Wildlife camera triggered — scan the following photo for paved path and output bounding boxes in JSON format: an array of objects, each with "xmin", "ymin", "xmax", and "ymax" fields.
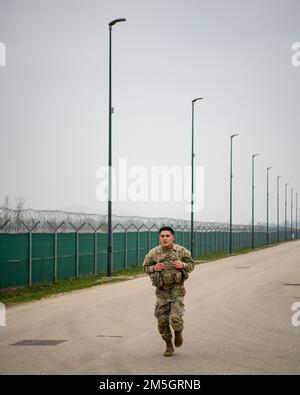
[{"xmin": 1, "ymin": 241, "xmax": 300, "ymax": 374}]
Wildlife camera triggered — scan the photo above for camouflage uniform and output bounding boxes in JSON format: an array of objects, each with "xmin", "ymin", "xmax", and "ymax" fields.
[{"xmin": 143, "ymin": 243, "xmax": 195, "ymax": 342}]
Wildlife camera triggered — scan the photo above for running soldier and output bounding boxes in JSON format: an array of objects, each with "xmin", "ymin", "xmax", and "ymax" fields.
[{"xmin": 143, "ymin": 226, "xmax": 195, "ymax": 357}]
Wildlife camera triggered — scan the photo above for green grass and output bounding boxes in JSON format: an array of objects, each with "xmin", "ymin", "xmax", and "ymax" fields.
[
  {"xmin": 0, "ymin": 242, "xmax": 282, "ymax": 307},
  {"xmin": 0, "ymin": 271, "xmax": 139, "ymax": 306},
  {"xmin": 195, "ymin": 243, "xmax": 276, "ymax": 263},
  {"xmin": 113, "ymin": 265, "xmax": 145, "ymax": 276}
]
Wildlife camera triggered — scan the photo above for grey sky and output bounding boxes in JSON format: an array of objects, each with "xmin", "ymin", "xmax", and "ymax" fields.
[{"xmin": 0, "ymin": 0, "xmax": 299, "ymax": 225}]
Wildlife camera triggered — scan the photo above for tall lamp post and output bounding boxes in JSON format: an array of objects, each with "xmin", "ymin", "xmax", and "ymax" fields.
[
  {"xmin": 251, "ymin": 154, "xmax": 259, "ymax": 249},
  {"xmin": 266, "ymin": 167, "xmax": 272, "ymax": 245},
  {"xmin": 276, "ymin": 176, "xmax": 282, "ymax": 243},
  {"xmin": 107, "ymin": 18, "xmax": 126, "ymax": 277},
  {"xmin": 285, "ymin": 183, "xmax": 289, "ymax": 241},
  {"xmin": 190, "ymin": 97, "xmax": 203, "ymax": 257},
  {"xmin": 291, "ymin": 187, "xmax": 295, "ymax": 240},
  {"xmin": 229, "ymin": 133, "xmax": 239, "ymax": 253}
]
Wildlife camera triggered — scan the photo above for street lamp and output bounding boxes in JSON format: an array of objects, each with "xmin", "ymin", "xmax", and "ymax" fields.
[
  {"xmin": 229, "ymin": 133, "xmax": 239, "ymax": 253},
  {"xmin": 276, "ymin": 176, "xmax": 282, "ymax": 243},
  {"xmin": 251, "ymin": 154, "xmax": 259, "ymax": 249},
  {"xmin": 266, "ymin": 167, "xmax": 272, "ymax": 245},
  {"xmin": 285, "ymin": 183, "xmax": 289, "ymax": 241},
  {"xmin": 190, "ymin": 97, "xmax": 203, "ymax": 257},
  {"xmin": 107, "ymin": 18, "xmax": 126, "ymax": 277},
  {"xmin": 291, "ymin": 187, "xmax": 295, "ymax": 240}
]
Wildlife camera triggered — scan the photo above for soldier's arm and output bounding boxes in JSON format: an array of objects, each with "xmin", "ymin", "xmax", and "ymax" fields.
[
  {"xmin": 181, "ymin": 249, "xmax": 195, "ymax": 273},
  {"xmin": 142, "ymin": 251, "xmax": 156, "ymax": 275}
]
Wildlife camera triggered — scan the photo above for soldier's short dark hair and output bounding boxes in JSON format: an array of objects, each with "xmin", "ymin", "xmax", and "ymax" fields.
[{"xmin": 159, "ymin": 226, "xmax": 175, "ymax": 235}]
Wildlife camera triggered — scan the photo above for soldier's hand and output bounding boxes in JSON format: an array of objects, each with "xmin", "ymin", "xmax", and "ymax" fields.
[
  {"xmin": 154, "ymin": 262, "xmax": 165, "ymax": 271},
  {"xmin": 173, "ymin": 260, "xmax": 185, "ymax": 269}
]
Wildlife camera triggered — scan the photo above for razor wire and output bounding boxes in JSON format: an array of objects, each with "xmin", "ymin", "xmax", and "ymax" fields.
[{"xmin": 0, "ymin": 207, "xmax": 275, "ymax": 234}]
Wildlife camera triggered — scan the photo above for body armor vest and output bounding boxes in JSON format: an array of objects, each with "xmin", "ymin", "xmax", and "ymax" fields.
[{"xmin": 157, "ymin": 249, "xmax": 182, "ymax": 287}]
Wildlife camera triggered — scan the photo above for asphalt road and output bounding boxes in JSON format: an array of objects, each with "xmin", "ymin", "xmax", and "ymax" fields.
[{"xmin": 1, "ymin": 241, "xmax": 300, "ymax": 374}]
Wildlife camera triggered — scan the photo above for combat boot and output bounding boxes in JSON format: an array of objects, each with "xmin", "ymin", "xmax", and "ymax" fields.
[
  {"xmin": 174, "ymin": 330, "xmax": 183, "ymax": 347},
  {"xmin": 163, "ymin": 340, "xmax": 174, "ymax": 357}
]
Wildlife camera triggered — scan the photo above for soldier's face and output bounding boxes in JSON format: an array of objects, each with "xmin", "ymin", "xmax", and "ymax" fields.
[{"xmin": 159, "ymin": 231, "xmax": 174, "ymax": 249}]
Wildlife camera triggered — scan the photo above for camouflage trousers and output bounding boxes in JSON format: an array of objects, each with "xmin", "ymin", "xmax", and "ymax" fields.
[{"xmin": 154, "ymin": 285, "xmax": 185, "ymax": 342}]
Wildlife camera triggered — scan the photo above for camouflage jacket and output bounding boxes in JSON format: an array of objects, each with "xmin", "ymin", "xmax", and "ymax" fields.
[{"xmin": 143, "ymin": 243, "xmax": 195, "ymax": 289}]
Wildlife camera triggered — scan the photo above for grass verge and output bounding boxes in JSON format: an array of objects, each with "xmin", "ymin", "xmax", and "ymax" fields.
[
  {"xmin": 195, "ymin": 242, "xmax": 279, "ymax": 263},
  {"xmin": 0, "ymin": 270, "xmax": 143, "ymax": 307}
]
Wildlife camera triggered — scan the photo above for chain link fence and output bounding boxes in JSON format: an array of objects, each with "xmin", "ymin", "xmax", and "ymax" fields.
[{"xmin": 0, "ymin": 208, "xmax": 296, "ymax": 289}]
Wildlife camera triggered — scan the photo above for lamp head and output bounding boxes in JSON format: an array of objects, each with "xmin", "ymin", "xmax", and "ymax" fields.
[
  {"xmin": 192, "ymin": 97, "xmax": 203, "ymax": 103},
  {"xmin": 109, "ymin": 18, "xmax": 126, "ymax": 26}
]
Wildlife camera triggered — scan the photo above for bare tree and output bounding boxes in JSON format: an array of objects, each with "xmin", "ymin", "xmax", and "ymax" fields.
[
  {"xmin": 15, "ymin": 196, "xmax": 26, "ymax": 211},
  {"xmin": 0, "ymin": 196, "xmax": 27, "ymax": 231},
  {"xmin": 15, "ymin": 197, "xmax": 26, "ymax": 229},
  {"xmin": 2, "ymin": 195, "xmax": 11, "ymax": 210},
  {"xmin": 0, "ymin": 195, "xmax": 10, "ymax": 230},
  {"xmin": 2, "ymin": 195, "xmax": 11, "ymax": 222},
  {"xmin": 1, "ymin": 195, "xmax": 26, "ymax": 211}
]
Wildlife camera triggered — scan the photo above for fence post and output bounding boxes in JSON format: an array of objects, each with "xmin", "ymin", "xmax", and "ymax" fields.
[
  {"xmin": 94, "ymin": 229, "xmax": 98, "ymax": 275},
  {"xmin": 126, "ymin": 224, "xmax": 138, "ymax": 269},
  {"xmin": 21, "ymin": 221, "xmax": 40, "ymax": 286},
  {"xmin": 148, "ymin": 224, "xmax": 158, "ymax": 258},
  {"xmin": 137, "ymin": 227, "xmax": 140, "ymax": 265},
  {"xmin": 48, "ymin": 221, "xmax": 64, "ymax": 282},
  {"xmin": 195, "ymin": 227, "xmax": 202, "ymax": 257},
  {"xmin": 148, "ymin": 228, "xmax": 151, "ymax": 254},
  {"xmin": 184, "ymin": 226, "xmax": 189, "ymax": 250},
  {"xmin": 88, "ymin": 223, "xmax": 101, "ymax": 275},
  {"xmin": 241, "ymin": 227, "xmax": 243, "ymax": 248},
  {"xmin": 112, "ymin": 224, "xmax": 127, "ymax": 272},
  {"xmin": 112, "ymin": 230, "xmax": 114, "ymax": 273},
  {"xmin": 125, "ymin": 228, "xmax": 128, "ymax": 269},
  {"xmin": 70, "ymin": 223, "xmax": 85, "ymax": 279},
  {"xmin": 199, "ymin": 229, "xmax": 202, "ymax": 256}
]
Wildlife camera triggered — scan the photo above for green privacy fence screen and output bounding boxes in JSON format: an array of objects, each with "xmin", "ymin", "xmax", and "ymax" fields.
[{"xmin": 0, "ymin": 228, "xmax": 296, "ymax": 289}]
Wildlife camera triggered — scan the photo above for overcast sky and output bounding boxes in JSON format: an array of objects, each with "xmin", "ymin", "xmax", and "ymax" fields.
[{"xmin": 0, "ymin": 0, "xmax": 300, "ymax": 225}]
